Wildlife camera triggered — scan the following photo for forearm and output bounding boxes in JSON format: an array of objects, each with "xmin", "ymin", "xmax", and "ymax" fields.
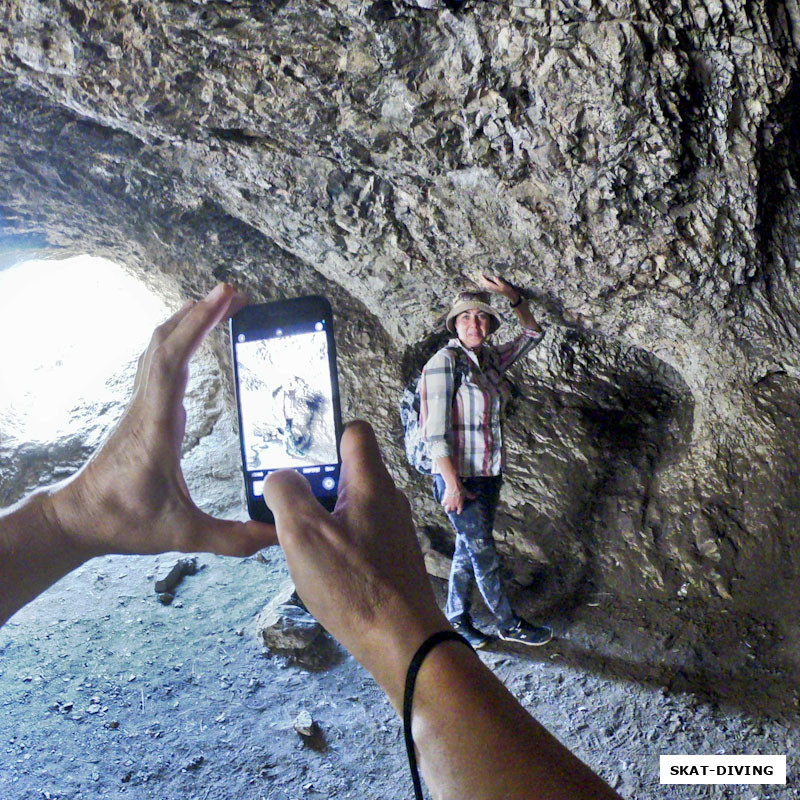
[
  {"xmin": 434, "ymin": 456, "xmax": 460, "ymax": 488},
  {"xmin": 0, "ymin": 485, "xmax": 92, "ymax": 627},
  {"xmin": 411, "ymin": 641, "xmax": 621, "ymax": 800},
  {"xmin": 512, "ymin": 298, "xmax": 541, "ymax": 332}
]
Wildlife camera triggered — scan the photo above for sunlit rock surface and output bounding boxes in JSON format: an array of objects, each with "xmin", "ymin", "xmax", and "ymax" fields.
[{"xmin": 2, "ymin": 1, "xmax": 800, "ymax": 678}]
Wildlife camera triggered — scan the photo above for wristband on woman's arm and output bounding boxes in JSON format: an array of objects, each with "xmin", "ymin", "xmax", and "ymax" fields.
[{"xmin": 403, "ymin": 630, "xmax": 475, "ymax": 800}]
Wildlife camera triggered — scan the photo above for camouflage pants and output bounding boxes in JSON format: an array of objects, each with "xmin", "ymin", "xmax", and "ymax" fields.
[{"xmin": 433, "ymin": 474, "xmax": 515, "ymax": 630}]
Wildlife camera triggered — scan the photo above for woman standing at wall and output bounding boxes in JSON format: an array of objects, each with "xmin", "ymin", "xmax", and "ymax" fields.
[{"xmin": 419, "ymin": 274, "xmax": 552, "ymax": 649}]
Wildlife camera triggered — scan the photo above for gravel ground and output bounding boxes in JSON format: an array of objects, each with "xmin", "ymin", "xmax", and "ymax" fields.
[{"xmin": 1, "ymin": 548, "xmax": 798, "ymax": 800}]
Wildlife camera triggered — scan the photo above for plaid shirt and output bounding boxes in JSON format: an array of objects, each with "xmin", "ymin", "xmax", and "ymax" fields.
[{"xmin": 419, "ymin": 329, "xmax": 543, "ymax": 477}]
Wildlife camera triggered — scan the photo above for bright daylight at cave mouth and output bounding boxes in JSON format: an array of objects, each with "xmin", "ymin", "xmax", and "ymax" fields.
[{"xmin": 0, "ymin": 255, "xmax": 168, "ymax": 445}]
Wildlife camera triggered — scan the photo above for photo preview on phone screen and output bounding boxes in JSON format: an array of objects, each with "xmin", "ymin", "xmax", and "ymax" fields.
[{"xmin": 234, "ymin": 320, "xmax": 338, "ymax": 502}]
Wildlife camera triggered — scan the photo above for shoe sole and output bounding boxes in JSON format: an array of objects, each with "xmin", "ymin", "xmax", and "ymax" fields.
[
  {"xmin": 455, "ymin": 634, "xmax": 491, "ymax": 650},
  {"xmin": 452, "ymin": 624, "xmax": 492, "ymax": 650},
  {"xmin": 499, "ymin": 630, "xmax": 553, "ymax": 647}
]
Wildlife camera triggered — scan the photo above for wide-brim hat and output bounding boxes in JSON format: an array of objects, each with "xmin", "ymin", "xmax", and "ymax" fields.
[{"xmin": 445, "ymin": 291, "xmax": 502, "ymax": 334}]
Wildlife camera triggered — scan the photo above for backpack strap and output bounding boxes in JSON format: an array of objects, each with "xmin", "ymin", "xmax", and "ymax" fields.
[{"xmin": 444, "ymin": 345, "xmax": 470, "ymax": 397}]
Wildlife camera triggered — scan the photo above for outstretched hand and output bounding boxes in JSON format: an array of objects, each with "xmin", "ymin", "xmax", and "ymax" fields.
[
  {"xmin": 49, "ymin": 283, "xmax": 277, "ymax": 559},
  {"xmin": 264, "ymin": 421, "xmax": 449, "ymax": 708},
  {"xmin": 476, "ymin": 273, "xmax": 518, "ymax": 301},
  {"xmin": 478, "ymin": 273, "xmax": 540, "ymax": 331}
]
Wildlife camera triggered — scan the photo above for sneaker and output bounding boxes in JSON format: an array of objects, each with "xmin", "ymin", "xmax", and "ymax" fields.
[
  {"xmin": 499, "ymin": 618, "xmax": 553, "ymax": 647},
  {"xmin": 451, "ymin": 617, "xmax": 492, "ymax": 650}
]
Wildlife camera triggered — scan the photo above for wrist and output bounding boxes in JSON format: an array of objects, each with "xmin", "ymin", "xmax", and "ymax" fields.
[
  {"xmin": 408, "ymin": 638, "xmax": 484, "ymax": 744},
  {"xmin": 0, "ymin": 489, "xmax": 92, "ymax": 626},
  {"xmin": 356, "ymin": 604, "xmax": 451, "ymax": 713},
  {"xmin": 43, "ymin": 475, "xmax": 106, "ymax": 562}
]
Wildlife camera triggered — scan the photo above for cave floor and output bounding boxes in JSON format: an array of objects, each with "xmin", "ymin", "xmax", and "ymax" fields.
[{"xmin": 1, "ymin": 549, "xmax": 797, "ymax": 800}]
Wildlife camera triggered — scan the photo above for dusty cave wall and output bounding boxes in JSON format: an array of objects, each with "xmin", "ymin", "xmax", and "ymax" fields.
[{"xmin": 2, "ymin": 0, "xmax": 800, "ymax": 640}]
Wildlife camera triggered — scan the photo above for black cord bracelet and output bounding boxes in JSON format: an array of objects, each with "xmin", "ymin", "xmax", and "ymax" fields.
[
  {"xmin": 403, "ymin": 630, "xmax": 475, "ymax": 800},
  {"xmin": 509, "ymin": 295, "xmax": 523, "ymax": 308}
]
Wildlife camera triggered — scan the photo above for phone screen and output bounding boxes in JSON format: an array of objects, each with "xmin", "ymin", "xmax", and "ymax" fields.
[{"xmin": 231, "ymin": 297, "xmax": 342, "ymax": 522}]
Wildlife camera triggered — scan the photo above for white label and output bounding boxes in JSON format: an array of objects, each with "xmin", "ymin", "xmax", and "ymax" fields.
[{"xmin": 660, "ymin": 755, "xmax": 786, "ymax": 784}]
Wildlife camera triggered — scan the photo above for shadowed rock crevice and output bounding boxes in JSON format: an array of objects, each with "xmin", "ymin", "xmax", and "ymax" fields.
[
  {"xmin": 504, "ymin": 330, "xmax": 694, "ymax": 602},
  {"xmin": 751, "ymin": 67, "xmax": 800, "ymax": 339}
]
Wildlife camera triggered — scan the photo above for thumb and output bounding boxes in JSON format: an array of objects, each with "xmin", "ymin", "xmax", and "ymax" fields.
[
  {"xmin": 186, "ymin": 508, "xmax": 277, "ymax": 556},
  {"xmin": 263, "ymin": 469, "xmax": 329, "ymax": 533}
]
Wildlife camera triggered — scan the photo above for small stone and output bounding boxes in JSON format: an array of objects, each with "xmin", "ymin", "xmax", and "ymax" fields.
[
  {"xmin": 184, "ymin": 754, "xmax": 204, "ymax": 771},
  {"xmin": 154, "ymin": 557, "xmax": 198, "ymax": 594},
  {"xmin": 87, "ymin": 704, "xmax": 101, "ymax": 714},
  {"xmin": 293, "ymin": 710, "xmax": 316, "ymax": 737},
  {"xmin": 255, "ymin": 579, "xmax": 323, "ymax": 652}
]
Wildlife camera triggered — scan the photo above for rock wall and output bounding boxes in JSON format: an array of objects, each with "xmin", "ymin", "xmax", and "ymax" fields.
[{"xmin": 3, "ymin": 1, "xmax": 800, "ymax": 672}]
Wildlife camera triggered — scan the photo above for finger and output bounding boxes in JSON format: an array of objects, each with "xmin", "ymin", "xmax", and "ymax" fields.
[
  {"xmin": 151, "ymin": 298, "xmax": 198, "ymax": 350},
  {"xmin": 263, "ymin": 469, "xmax": 329, "ymax": 529},
  {"xmin": 131, "ymin": 350, "xmax": 147, "ymax": 398},
  {"xmin": 164, "ymin": 283, "xmax": 248, "ymax": 368},
  {"xmin": 226, "ymin": 289, "xmax": 250, "ymax": 319},
  {"xmin": 135, "ymin": 299, "xmax": 196, "ymax": 394},
  {"xmin": 160, "ymin": 298, "xmax": 198, "ymax": 341},
  {"xmin": 143, "ymin": 285, "xmax": 245, "ymax": 413},
  {"xmin": 337, "ymin": 420, "xmax": 397, "ymax": 500}
]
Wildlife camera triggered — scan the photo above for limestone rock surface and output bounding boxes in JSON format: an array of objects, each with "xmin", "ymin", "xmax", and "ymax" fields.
[{"xmin": 2, "ymin": 0, "xmax": 800, "ymax": 678}]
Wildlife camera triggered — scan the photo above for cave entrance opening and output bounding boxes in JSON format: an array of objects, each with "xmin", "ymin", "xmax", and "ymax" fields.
[{"xmin": 0, "ymin": 255, "xmax": 168, "ymax": 446}]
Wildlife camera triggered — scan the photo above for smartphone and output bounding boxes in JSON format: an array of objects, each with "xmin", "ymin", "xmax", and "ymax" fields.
[{"xmin": 230, "ymin": 296, "xmax": 343, "ymax": 524}]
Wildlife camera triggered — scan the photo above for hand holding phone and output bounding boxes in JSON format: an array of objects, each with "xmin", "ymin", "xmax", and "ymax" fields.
[{"xmin": 230, "ymin": 296, "xmax": 343, "ymax": 523}]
